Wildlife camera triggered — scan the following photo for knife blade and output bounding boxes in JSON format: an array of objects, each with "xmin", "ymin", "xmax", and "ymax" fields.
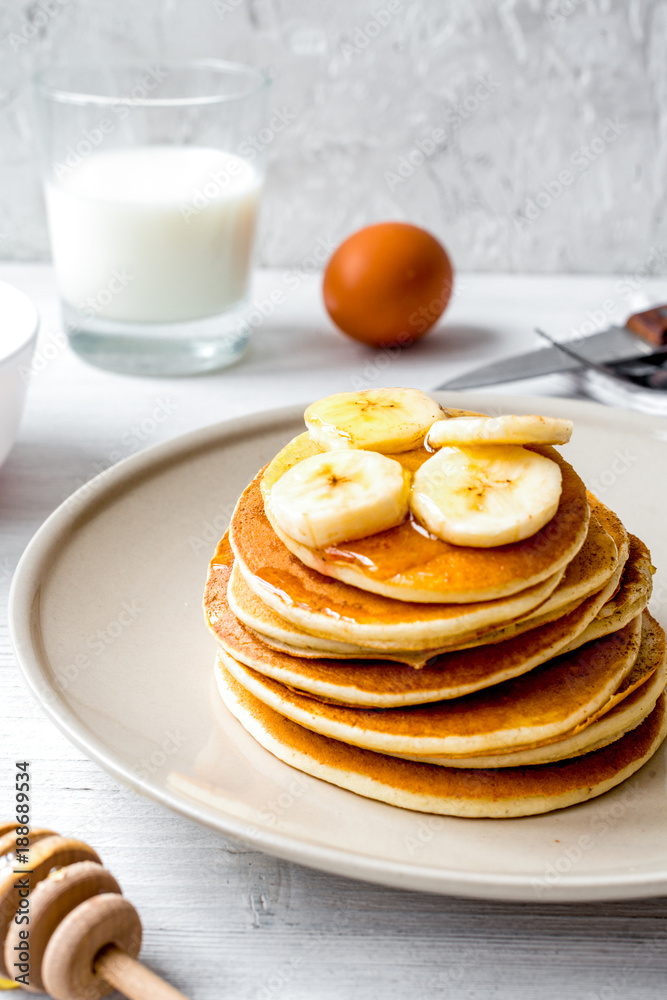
[
  {"xmin": 536, "ymin": 327, "xmax": 667, "ymax": 390},
  {"xmin": 435, "ymin": 324, "xmax": 656, "ymax": 391}
]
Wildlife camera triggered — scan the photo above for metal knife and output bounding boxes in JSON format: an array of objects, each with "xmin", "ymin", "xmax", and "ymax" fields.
[{"xmin": 435, "ymin": 306, "xmax": 667, "ymax": 391}]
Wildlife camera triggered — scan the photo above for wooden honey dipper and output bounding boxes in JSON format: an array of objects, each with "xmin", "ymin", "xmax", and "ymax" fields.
[{"xmin": 0, "ymin": 823, "xmax": 190, "ymax": 1000}]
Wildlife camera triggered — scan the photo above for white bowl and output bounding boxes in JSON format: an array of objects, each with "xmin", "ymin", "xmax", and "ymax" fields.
[{"xmin": 0, "ymin": 281, "xmax": 39, "ymax": 468}]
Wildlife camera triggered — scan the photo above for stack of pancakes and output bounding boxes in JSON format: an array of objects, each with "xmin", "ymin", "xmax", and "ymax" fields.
[{"xmin": 204, "ymin": 411, "xmax": 667, "ymax": 818}]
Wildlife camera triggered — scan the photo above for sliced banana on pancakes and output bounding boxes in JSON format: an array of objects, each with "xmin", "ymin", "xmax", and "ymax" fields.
[
  {"xmin": 305, "ymin": 387, "xmax": 444, "ymax": 453},
  {"xmin": 411, "ymin": 445, "xmax": 563, "ymax": 547},
  {"xmin": 267, "ymin": 449, "xmax": 411, "ymax": 549},
  {"xmin": 287, "ymin": 391, "xmax": 571, "ymax": 550},
  {"xmin": 426, "ymin": 413, "xmax": 573, "ymax": 448}
]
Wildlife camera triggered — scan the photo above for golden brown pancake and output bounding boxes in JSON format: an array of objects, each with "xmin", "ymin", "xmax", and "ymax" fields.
[
  {"xmin": 213, "ymin": 559, "xmax": 628, "ymax": 707},
  {"xmin": 565, "ymin": 534, "xmax": 653, "ymax": 651},
  {"xmin": 397, "ymin": 612, "xmax": 666, "ymax": 766},
  {"xmin": 461, "ymin": 497, "xmax": 627, "ymax": 646},
  {"xmin": 226, "ymin": 488, "xmax": 622, "ymax": 652},
  {"xmin": 230, "ymin": 556, "xmax": 566, "ymax": 650},
  {"xmin": 421, "ymin": 524, "xmax": 642, "ymax": 663},
  {"xmin": 208, "ymin": 535, "xmax": 578, "ymax": 662},
  {"xmin": 217, "ymin": 666, "xmax": 667, "ymax": 818},
  {"xmin": 227, "ymin": 519, "xmax": 614, "ymax": 653},
  {"xmin": 598, "ymin": 533, "xmax": 651, "ymax": 620},
  {"xmin": 225, "ymin": 551, "xmax": 627, "ymax": 669},
  {"xmin": 223, "ymin": 524, "xmax": 619, "ymax": 656},
  {"xmin": 221, "ymin": 615, "xmax": 643, "ymax": 757},
  {"xmin": 402, "ymin": 664, "xmax": 667, "ymax": 769},
  {"xmin": 249, "ymin": 434, "xmax": 590, "ymax": 603},
  {"xmin": 205, "ymin": 511, "xmax": 644, "ymax": 689}
]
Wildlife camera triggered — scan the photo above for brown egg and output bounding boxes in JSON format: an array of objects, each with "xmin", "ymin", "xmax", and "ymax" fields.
[{"xmin": 323, "ymin": 222, "xmax": 454, "ymax": 347}]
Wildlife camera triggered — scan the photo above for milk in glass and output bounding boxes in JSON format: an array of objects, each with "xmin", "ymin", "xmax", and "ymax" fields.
[{"xmin": 45, "ymin": 146, "xmax": 262, "ymax": 324}]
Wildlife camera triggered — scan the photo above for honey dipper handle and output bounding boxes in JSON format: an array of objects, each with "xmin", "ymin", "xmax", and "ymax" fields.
[{"xmin": 95, "ymin": 945, "xmax": 191, "ymax": 1000}]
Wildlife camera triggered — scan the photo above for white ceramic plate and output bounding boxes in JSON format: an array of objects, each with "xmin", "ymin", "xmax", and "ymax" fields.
[{"xmin": 9, "ymin": 394, "xmax": 667, "ymax": 902}]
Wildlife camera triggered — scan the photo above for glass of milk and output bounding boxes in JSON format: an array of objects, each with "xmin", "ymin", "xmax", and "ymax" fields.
[{"xmin": 35, "ymin": 61, "xmax": 270, "ymax": 375}]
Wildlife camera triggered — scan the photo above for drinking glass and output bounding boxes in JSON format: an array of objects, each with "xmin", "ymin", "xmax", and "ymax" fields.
[{"xmin": 35, "ymin": 60, "xmax": 270, "ymax": 376}]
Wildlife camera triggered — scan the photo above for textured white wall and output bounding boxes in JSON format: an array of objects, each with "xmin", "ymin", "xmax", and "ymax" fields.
[{"xmin": 0, "ymin": 0, "xmax": 665, "ymax": 272}]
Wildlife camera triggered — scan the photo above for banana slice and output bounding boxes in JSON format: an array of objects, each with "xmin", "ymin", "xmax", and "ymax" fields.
[
  {"xmin": 305, "ymin": 388, "xmax": 444, "ymax": 453},
  {"xmin": 427, "ymin": 414, "xmax": 573, "ymax": 448},
  {"xmin": 268, "ymin": 450, "xmax": 411, "ymax": 549},
  {"xmin": 411, "ymin": 445, "xmax": 562, "ymax": 547}
]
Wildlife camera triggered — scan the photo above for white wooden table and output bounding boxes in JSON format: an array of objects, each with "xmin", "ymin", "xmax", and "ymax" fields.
[{"xmin": 2, "ymin": 264, "xmax": 667, "ymax": 1000}]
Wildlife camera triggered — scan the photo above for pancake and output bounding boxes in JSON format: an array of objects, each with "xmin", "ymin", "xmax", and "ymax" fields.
[
  {"xmin": 230, "ymin": 557, "xmax": 566, "ymax": 651},
  {"xmin": 220, "ymin": 615, "xmax": 643, "ymax": 757},
  {"xmin": 563, "ymin": 534, "xmax": 653, "ymax": 652},
  {"xmin": 402, "ymin": 669, "xmax": 666, "ymax": 769},
  {"xmin": 226, "ymin": 487, "xmax": 620, "ymax": 651},
  {"xmin": 208, "ymin": 536, "xmax": 412, "ymax": 660},
  {"xmin": 209, "ymin": 505, "xmax": 641, "ymax": 676},
  {"xmin": 418, "ymin": 526, "xmax": 645, "ymax": 665},
  {"xmin": 217, "ymin": 666, "xmax": 667, "ymax": 818},
  {"xmin": 222, "ymin": 513, "xmax": 619, "ymax": 656},
  {"xmin": 598, "ymin": 533, "xmax": 651, "ymax": 619},
  {"xmin": 256, "ymin": 434, "xmax": 590, "ymax": 603},
  {"xmin": 457, "ymin": 498, "xmax": 627, "ymax": 647},
  {"xmin": 213, "ymin": 556, "xmax": 629, "ymax": 707},
  {"xmin": 234, "ymin": 561, "xmax": 623, "ymax": 669},
  {"xmin": 250, "ymin": 627, "xmax": 432, "ymax": 666},
  {"xmin": 226, "ymin": 551, "xmax": 561, "ymax": 659},
  {"xmin": 397, "ymin": 613, "xmax": 666, "ymax": 767}
]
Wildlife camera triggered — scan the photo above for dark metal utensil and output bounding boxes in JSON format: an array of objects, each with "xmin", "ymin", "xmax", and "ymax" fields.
[
  {"xmin": 435, "ymin": 305, "xmax": 667, "ymax": 391},
  {"xmin": 535, "ymin": 329, "xmax": 667, "ymax": 391}
]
